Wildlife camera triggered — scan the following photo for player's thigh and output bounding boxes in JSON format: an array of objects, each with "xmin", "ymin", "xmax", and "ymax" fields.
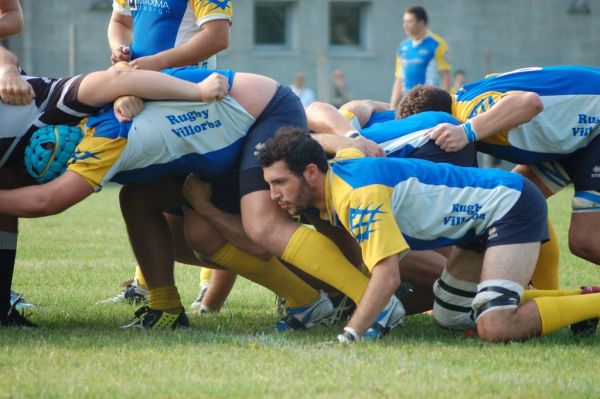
[
  {"xmin": 481, "ymin": 242, "xmax": 539, "ymax": 286},
  {"xmin": 446, "ymin": 247, "xmax": 482, "ymax": 283}
]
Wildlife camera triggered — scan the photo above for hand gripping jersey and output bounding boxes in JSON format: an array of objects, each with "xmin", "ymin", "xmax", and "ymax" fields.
[
  {"xmin": 113, "ymin": 0, "xmax": 233, "ymax": 69},
  {"xmin": 322, "ymin": 149, "xmax": 524, "ymax": 269},
  {"xmin": 395, "ymin": 31, "xmax": 451, "ymax": 91},
  {"xmin": 453, "ymin": 66, "xmax": 600, "ymax": 164},
  {"xmin": 67, "ymin": 68, "xmax": 255, "ymax": 190},
  {"xmin": 0, "ymin": 75, "xmax": 97, "ymax": 169},
  {"xmin": 359, "ymin": 111, "xmax": 459, "ymax": 158}
]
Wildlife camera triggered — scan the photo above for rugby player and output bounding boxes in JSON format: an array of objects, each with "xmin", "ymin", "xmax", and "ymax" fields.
[
  {"xmin": 0, "ymin": 61, "xmax": 227, "ymax": 326},
  {"xmin": 307, "ymin": 98, "xmax": 562, "ymax": 290},
  {"xmin": 259, "ymin": 128, "xmax": 600, "ymax": 342},
  {"xmin": 398, "ymin": 66, "xmax": 600, "ymax": 266},
  {"xmin": 0, "ymin": 67, "xmax": 353, "ymax": 330}
]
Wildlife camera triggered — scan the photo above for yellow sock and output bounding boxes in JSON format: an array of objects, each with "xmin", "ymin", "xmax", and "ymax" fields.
[
  {"xmin": 533, "ymin": 293, "xmax": 600, "ymax": 335},
  {"xmin": 282, "ymin": 225, "xmax": 369, "ymax": 305},
  {"xmin": 521, "ymin": 288, "xmax": 582, "ymax": 303},
  {"xmin": 149, "ymin": 285, "xmax": 182, "ymax": 314},
  {"xmin": 210, "ymin": 242, "xmax": 319, "ymax": 307},
  {"xmin": 531, "ymin": 219, "xmax": 560, "ymax": 289},
  {"xmin": 134, "ymin": 265, "xmax": 148, "ymax": 290},
  {"xmin": 200, "ymin": 267, "xmax": 212, "ymax": 285}
]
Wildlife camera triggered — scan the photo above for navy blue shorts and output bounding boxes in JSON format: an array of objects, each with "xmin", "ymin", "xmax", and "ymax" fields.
[
  {"xmin": 557, "ymin": 134, "xmax": 600, "ymax": 192},
  {"xmin": 238, "ymin": 85, "xmax": 307, "ymax": 196},
  {"xmin": 458, "ymin": 178, "xmax": 549, "ymax": 252},
  {"xmin": 409, "ymin": 141, "xmax": 478, "ymax": 167}
]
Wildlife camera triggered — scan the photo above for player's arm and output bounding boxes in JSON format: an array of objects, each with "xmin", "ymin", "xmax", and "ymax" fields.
[
  {"xmin": 340, "ymin": 99, "xmax": 390, "ymax": 128},
  {"xmin": 77, "ymin": 68, "xmax": 229, "ymax": 108},
  {"xmin": 182, "ymin": 174, "xmax": 271, "ymax": 260},
  {"xmin": 0, "ymin": 171, "xmax": 93, "ymax": 217},
  {"xmin": 428, "ymin": 91, "xmax": 544, "ymax": 152},
  {"xmin": 344, "ymin": 254, "xmax": 401, "ymax": 337},
  {"xmin": 107, "ymin": 9, "xmax": 133, "ymax": 64},
  {"xmin": 0, "ymin": 45, "xmax": 34, "ymax": 104},
  {"xmin": 390, "ymin": 55, "xmax": 404, "ymax": 110},
  {"xmin": 130, "ymin": 19, "xmax": 230, "ymax": 71},
  {"xmin": 434, "ymin": 39, "xmax": 451, "ymax": 92},
  {"xmin": 0, "ymin": 0, "xmax": 23, "ymax": 38},
  {"xmin": 311, "ymin": 133, "xmax": 384, "ymax": 158}
]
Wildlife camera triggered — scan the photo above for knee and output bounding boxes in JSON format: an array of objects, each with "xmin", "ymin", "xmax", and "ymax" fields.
[{"xmin": 476, "ymin": 314, "xmax": 514, "ymax": 342}]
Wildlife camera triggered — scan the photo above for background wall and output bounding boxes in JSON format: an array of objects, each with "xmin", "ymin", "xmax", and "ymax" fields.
[{"xmin": 5, "ymin": 0, "xmax": 598, "ymax": 102}]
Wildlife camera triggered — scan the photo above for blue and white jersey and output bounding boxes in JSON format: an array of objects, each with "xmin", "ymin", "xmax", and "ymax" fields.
[
  {"xmin": 113, "ymin": 0, "xmax": 233, "ymax": 69},
  {"xmin": 68, "ymin": 68, "xmax": 255, "ymax": 190},
  {"xmin": 453, "ymin": 66, "xmax": 600, "ymax": 164},
  {"xmin": 323, "ymin": 149, "xmax": 523, "ymax": 268},
  {"xmin": 360, "ymin": 111, "xmax": 459, "ymax": 158}
]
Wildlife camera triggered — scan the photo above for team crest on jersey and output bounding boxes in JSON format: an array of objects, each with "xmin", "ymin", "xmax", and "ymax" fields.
[
  {"xmin": 348, "ymin": 204, "xmax": 385, "ymax": 243},
  {"xmin": 468, "ymin": 96, "xmax": 496, "ymax": 119},
  {"xmin": 200, "ymin": 0, "xmax": 232, "ymax": 11},
  {"xmin": 592, "ymin": 166, "xmax": 600, "ymax": 178},
  {"xmin": 69, "ymin": 149, "xmax": 101, "ymax": 164}
]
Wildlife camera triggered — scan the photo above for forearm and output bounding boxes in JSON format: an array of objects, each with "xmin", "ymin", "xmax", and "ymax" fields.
[
  {"xmin": 152, "ymin": 21, "xmax": 229, "ymax": 68},
  {"xmin": 107, "ymin": 14, "xmax": 132, "ymax": 51},
  {"xmin": 0, "ymin": 186, "xmax": 57, "ymax": 217},
  {"xmin": 0, "ymin": 45, "xmax": 19, "ymax": 73},
  {"xmin": 440, "ymin": 70, "xmax": 451, "ymax": 92},
  {"xmin": 193, "ymin": 202, "xmax": 269, "ymax": 259},
  {"xmin": 470, "ymin": 91, "xmax": 543, "ymax": 140},
  {"xmin": 390, "ymin": 79, "xmax": 403, "ymax": 110},
  {"xmin": 78, "ymin": 68, "xmax": 204, "ymax": 107},
  {"xmin": 0, "ymin": 7, "xmax": 23, "ymax": 38},
  {"xmin": 341, "ymin": 100, "xmax": 390, "ymax": 128},
  {"xmin": 311, "ymin": 133, "xmax": 357, "ymax": 156},
  {"xmin": 306, "ymin": 101, "xmax": 355, "ymax": 135},
  {"xmin": 346, "ymin": 256, "xmax": 401, "ymax": 336}
]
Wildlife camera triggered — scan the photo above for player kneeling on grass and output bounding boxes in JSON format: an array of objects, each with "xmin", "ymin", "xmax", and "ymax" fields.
[{"xmin": 259, "ymin": 128, "xmax": 600, "ymax": 342}]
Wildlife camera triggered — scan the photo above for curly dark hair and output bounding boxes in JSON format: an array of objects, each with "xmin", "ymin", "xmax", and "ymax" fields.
[
  {"xmin": 258, "ymin": 126, "xmax": 329, "ymax": 176},
  {"xmin": 396, "ymin": 85, "xmax": 452, "ymax": 119}
]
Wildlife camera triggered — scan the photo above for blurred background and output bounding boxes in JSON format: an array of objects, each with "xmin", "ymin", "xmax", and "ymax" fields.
[{"xmin": 3, "ymin": 0, "xmax": 598, "ymax": 102}]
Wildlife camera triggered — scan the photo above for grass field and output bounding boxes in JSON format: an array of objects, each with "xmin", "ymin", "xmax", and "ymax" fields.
[{"xmin": 1, "ymin": 186, "xmax": 599, "ymax": 398}]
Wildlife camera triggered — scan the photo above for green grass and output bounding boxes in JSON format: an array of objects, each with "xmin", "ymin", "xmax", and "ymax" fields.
[{"xmin": 1, "ymin": 186, "xmax": 599, "ymax": 398}]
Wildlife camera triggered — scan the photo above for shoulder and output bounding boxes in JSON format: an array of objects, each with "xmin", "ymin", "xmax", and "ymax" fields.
[{"xmin": 427, "ymin": 32, "xmax": 448, "ymax": 47}]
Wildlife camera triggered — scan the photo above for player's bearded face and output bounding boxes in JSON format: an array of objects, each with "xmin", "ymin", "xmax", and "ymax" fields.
[{"xmin": 285, "ymin": 175, "xmax": 316, "ymax": 216}]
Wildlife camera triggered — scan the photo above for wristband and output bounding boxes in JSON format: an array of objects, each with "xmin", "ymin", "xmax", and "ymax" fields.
[
  {"xmin": 336, "ymin": 327, "xmax": 359, "ymax": 343},
  {"xmin": 461, "ymin": 121, "xmax": 478, "ymax": 143},
  {"xmin": 344, "ymin": 131, "xmax": 362, "ymax": 140}
]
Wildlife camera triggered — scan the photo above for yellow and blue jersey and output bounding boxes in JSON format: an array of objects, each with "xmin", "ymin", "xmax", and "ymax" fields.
[
  {"xmin": 113, "ymin": 0, "xmax": 233, "ymax": 68},
  {"xmin": 454, "ymin": 66, "xmax": 600, "ymax": 164},
  {"xmin": 67, "ymin": 68, "xmax": 255, "ymax": 190},
  {"xmin": 323, "ymin": 149, "xmax": 523, "ymax": 269},
  {"xmin": 395, "ymin": 31, "xmax": 450, "ymax": 91}
]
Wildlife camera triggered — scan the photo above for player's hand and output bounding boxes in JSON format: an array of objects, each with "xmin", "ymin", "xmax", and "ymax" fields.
[
  {"xmin": 355, "ymin": 137, "xmax": 386, "ymax": 158},
  {"xmin": 197, "ymin": 73, "xmax": 229, "ymax": 102},
  {"xmin": 0, "ymin": 70, "xmax": 35, "ymax": 105},
  {"xmin": 114, "ymin": 95, "xmax": 144, "ymax": 122},
  {"xmin": 183, "ymin": 174, "xmax": 213, "ymax": 212},
  {"xmin": 426, "ymin": 123, "xmax": 468, "ymax": 152},
  {"xmin": 111, "ymin": 45, "xmax": 131, "ymax": 65},
  {"xmin": 336, "ymin": 327, "xmax": 360, "ymax": 344},
  {"xmin": 129, "ymin": 55, "xmax": 163, "ymax": 71}
]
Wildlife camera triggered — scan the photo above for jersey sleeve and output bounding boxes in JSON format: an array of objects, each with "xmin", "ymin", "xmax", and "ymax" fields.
[
  {"xmin": 192, "ymin": 0, "xmax": 233, "ymax": 27},
  {"xmin": 112, "ymin": 0, "xmax": 131, "ymax": 16},
  {"xmin": 432, "ymin": 34, "xmax": 451, "ymax": 71},
  {"xmin": 338, "ymin": 185, "xmax": 409, "ymax": 270},
  {"xmin": 67, "ymin": 123, "xmax": 127, "ymax": 190}
]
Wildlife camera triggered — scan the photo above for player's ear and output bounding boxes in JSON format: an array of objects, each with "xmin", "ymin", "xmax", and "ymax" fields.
[{"xmin": 303, "ymin": 163, "xmax": 320, "ymax": 182}]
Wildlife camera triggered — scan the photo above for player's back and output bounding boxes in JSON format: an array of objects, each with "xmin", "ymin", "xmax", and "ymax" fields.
[{"xmin": 454, "ymin": 66, "xmax": 600, "ymax": 163}]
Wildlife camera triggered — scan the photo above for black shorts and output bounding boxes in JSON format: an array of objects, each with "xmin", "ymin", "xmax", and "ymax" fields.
[
  {"xmin": 238, "ymin": 85, "xmax": 307, "ymax": 196},
  {"xmin": 458, "ymin": 178, "xmax": 549, "ymax": 252}
]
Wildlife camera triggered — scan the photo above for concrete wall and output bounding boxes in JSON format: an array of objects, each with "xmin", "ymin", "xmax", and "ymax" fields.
[{"xmin": 6, "ymin": 0, "xmax": 599, "ymax": 102}]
